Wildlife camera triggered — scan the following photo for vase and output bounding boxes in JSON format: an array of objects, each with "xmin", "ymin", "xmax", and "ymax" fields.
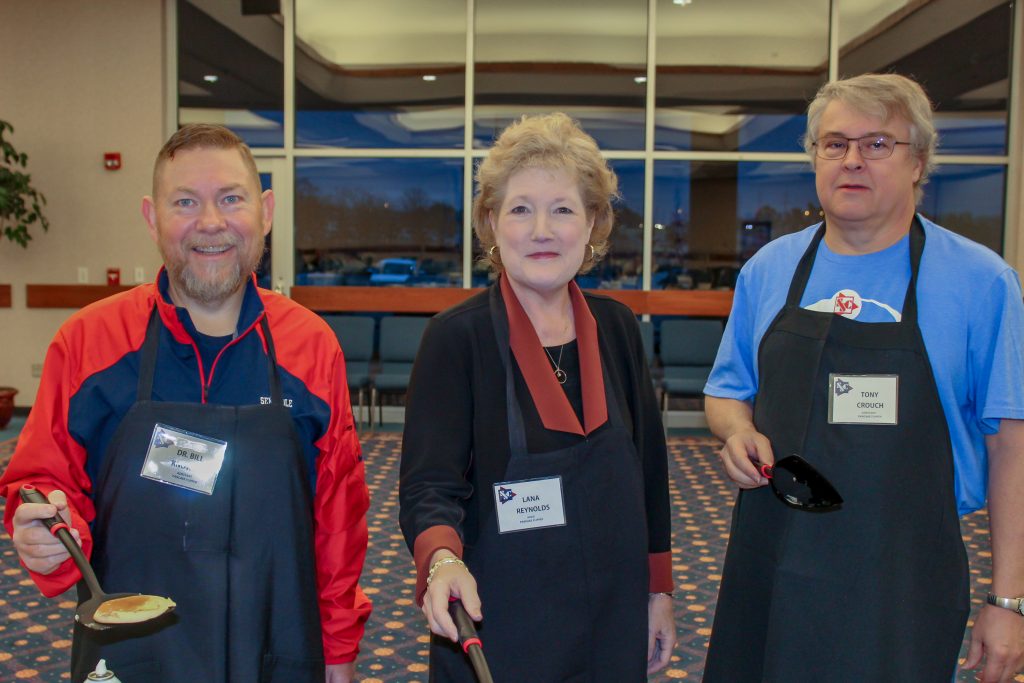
[{"xmin": 0, "ymin": 387, "xmax": 17, "ymax": 430}]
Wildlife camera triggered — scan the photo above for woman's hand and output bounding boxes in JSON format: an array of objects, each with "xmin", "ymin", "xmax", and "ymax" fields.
[
  {"xmin": 422, "ymin": 550, "xmax": 482, "ymax": 642},
  {"xmin": 647, "ymin": 593, "xmax": 676, "ymax": 674}
]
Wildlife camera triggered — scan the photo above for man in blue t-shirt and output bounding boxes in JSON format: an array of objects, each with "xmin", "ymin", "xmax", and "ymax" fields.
[{"xmin": 702, "ymin": 74, "xmax": 1024, "ymax": 683}]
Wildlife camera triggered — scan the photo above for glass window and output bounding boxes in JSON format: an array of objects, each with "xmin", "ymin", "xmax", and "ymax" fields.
[
  {"xmin": 581, "ymin": 159, "xmax": 645, "ymax": 289},
  {"xmin": 294, "ymin": 158, "xmax": 464, "ymax": 286},
  {"xmin": 655, "ymin": 0, "xmax": 829, "ymax": 152},
  {"xmin": 837, "ymin": 0, "xmax": 1011, "ymax": 155},
  {"xmin": 256, "ymin": 172, "xmax": 273, "ymax": 290},
  {"xmin": 294, "ymin": 0, "xmax": 466, "ymax": 148},
  {"xmin": 177, "ymin": 0, "xmax": 285, "ymax": 148},
  {"xmin": 920, "ymin": 164, "xmax": 1006, "ymax": 254},
  {"xmin": 653, "ymin": 161, "xmax": 819, "ymax": 288},
  {"xmin": 474, "ymin": 0, "xmax": 648, "ymax": 150}
]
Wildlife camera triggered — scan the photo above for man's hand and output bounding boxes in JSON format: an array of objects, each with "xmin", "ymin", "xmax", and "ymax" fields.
[
  {"xmin": 705, "ymin": 396, "xmax": 773, "ymax": 488},
  {"xmin": 718, "ymin": 428, "xmax": 773, "ymax": 489},
  {"xmin": 10, "ymin": 489, "xmax": 80, "ymax": 574},
  {"xmin": 325, "ymin": 662, "xmax": 355, "ymax": 683},
  {"xmin": 421, "ymin": 550, "xmax": 481, "ymax": 643},
  {"xmin": 647, "ymin": 593, "xmax": 676, "ymax": 674},
  {"xmin": 964, "ymin": 604, "xmax": 1024, "ymax": 682}
]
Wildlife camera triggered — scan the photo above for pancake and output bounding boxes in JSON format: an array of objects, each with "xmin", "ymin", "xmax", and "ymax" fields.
[{"xmin": 93, "ymin": 594, "xmax": 176, "ymax": 624}]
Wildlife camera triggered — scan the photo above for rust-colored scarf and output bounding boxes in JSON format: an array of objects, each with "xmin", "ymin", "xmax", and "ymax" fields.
[{"xmin": 500, "ymin": 274, "xmax": 608, "ymax": 435}]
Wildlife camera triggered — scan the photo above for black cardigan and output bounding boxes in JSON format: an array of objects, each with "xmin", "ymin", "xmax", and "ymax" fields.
[{"xmin": 398, "ymin": 285, "xmax": 671, "ymax": 564}]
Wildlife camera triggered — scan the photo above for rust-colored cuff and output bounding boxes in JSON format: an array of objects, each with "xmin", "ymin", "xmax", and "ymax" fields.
[
  {"xmin": 413, "ymin": 525, "xmax": 464, "ymax": 605},
  {"xmin": 648, "ymin": 552, "xmax": 674, "ymax": 593}
]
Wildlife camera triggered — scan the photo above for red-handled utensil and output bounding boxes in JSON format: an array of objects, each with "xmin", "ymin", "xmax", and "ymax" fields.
[
  {"xmin": 19, "ymin": 485, "xmax": 175, "ymax": 630},
  {"xmin": 448, "ymin": 598, "xmax": 494, "ymax": 683}
]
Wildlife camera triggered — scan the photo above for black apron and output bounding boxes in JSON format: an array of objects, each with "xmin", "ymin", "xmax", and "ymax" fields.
[
  {"xmin": 71, "ymin": 310, "xmax": 325, "ymax": 683},
  {"xmin": 428, "ymin": 288, "xmax": 650, "ymax": 683},
  {"xmin": 703, "ymin": 220, "xmax": 970, "ymax": 682}
]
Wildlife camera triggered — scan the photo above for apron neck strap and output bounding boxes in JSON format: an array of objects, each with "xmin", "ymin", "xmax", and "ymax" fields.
[
  {"xmin": 137, "ymin": 307, "xmax": 161, "ymax": 401},
  {"xmin": 259, "ymin": 315, "xmax": 283, "ymax": 405},
  {"xmin": 489, "ymin": 284, "xmax": 530, "ymax": 456},
  {"xmin": 136, "ymin": 307, "xmax": 283, "ymax": 404},
  {"xmin": 785, "ymin": 217, "xmax": 926, "ymax": 324}
]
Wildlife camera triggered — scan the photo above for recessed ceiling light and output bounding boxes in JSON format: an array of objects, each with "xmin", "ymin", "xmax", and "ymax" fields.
[
  {"xmin": 673, "ymin": 0, "xmax": 693, "ymax": 5},
  {"xmin": 634, "ymin": 76, "xmax": 647, "ymax": 84},
  {"xmin": 203, "ymin": 74, "xmax": 219, "ymax": 83},
  {"xmin": 423, "ymin": 74, "xmax": 437, "ymax": 82}
]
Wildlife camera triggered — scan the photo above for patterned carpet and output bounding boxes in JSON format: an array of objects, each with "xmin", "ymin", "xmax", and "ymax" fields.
[{"xmin": 0, "ymin": 433, "xmax": 1013, "ymax": 682}]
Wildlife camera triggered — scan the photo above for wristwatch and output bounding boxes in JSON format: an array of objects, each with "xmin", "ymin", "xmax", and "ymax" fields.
[{"xmin": 986, "ymin": 593, "xmax": 1024, "ymax": 616}]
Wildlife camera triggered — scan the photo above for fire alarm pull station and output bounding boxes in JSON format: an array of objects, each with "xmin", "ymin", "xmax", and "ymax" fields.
[{"xmin": 104, "ymin": 153, "xmax": 121, "ymax": 171}]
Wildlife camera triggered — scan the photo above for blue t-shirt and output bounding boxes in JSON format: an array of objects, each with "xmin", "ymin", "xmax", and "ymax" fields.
[{"xmin": 705, "ymin": 215, "xmax": 1024, "ymax": 514}]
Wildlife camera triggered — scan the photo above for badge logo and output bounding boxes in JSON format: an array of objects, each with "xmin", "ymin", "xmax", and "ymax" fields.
[
  {"xmin": 152, "ymin": 427, "xmax": 176, "ymax": 449},
  {"xmin": 497, "ymin": 486, "xmax": 517, "ymax": 504},
  {"xmin": 834, "ymin": 378, "xmax": 853, "ymax": 396},
  {"xmin": 832, "ymin": 291, "xmax": 861, "ymax": 317}
]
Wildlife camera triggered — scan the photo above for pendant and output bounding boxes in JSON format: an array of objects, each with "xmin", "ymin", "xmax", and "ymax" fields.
[{"xmin": 554, "ymin": 368, "xmax": 567, "ymax": 384}]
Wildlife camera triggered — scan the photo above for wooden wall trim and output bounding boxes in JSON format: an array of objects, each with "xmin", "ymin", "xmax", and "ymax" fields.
[
  {"xmin": 0, "ymin": 285, "xmax": 10, "ymax": 308},
  {"xmin": 23, "ymin": 284, "xmax": 734, "ymax": 317},
  {"xmin": 291, "ymin": 286, "xmax": 483, "ymax": 313},
  {"xmin": 292, "ymin": 286, "xmax": 733, "ymax": 317},
  {"xmin": 26, "ymin": 284, "xmax": 136, "ymax": 309}
]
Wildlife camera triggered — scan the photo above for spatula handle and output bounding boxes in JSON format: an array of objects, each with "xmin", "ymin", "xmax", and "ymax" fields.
[{"xmin": 19, "ymin": 485, "xmax": 104, "ymax": 597}]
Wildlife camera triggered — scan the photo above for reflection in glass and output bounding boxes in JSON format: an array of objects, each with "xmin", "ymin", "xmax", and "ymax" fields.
[
  {"xmin": 474, "ymin": 0, "xmax": 648, "ymax": 150},
  {"xmin": 295, "ymin": 0, "xmax": 465, "ymax": 148},
  {"xmin": 578, "ymin": 160, "xmax": 645, "ymax": 290},
  {"xmin": 920, "ymin": 164, "xmax": 1006, "ymax": 254},
  {"xmin": 837, "ymin": 0, "xmax": 1011, "ymax": 155},
  {"xmin": 257, "ymin": 172, "xmax": 272, "ymax": 290},
  {"xmin": 655, "ymin": 0, "xmax": 829, "ymax": 152},
  {"xmin": 294, "ymin": 158, "xmax": 464, "ymax": 287},
  {"xmin": 653, "ymin": 161, "xmax": 819, "ymax": 289},
  {"xmin": 177, "ymin": 0, "xmax": 285, "ymax": 148}
]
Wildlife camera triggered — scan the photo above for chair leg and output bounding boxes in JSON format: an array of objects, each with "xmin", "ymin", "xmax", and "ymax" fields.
[
  {"xmin": 369, "ymin": 387, "xmax": 378, "ymax": 432},
  {"xmin": 357, "ymin": 387, "xmax": 365, "ymax": 429}
]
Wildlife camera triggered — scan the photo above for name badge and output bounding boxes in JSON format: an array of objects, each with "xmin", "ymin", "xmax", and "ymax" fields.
[
  {"xmin": 140, "ymin": 423, "xmax": 227, "ymax": 495},
  {"xmin": 828, "ymin": 374, "xmax": 899, "ymax": 425},
  {"xmin": 493, "ymin": 476, "xmax": 566, "ymax": 534}
]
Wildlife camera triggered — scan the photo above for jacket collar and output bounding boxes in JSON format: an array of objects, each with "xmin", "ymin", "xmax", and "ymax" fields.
[
  {"xmin": 500, "ymin": 274, "xmax": 608, "ymax": 435},
  {"xmin": 154, "ymin": 268, "xmax": 265, "ymax": 344}
]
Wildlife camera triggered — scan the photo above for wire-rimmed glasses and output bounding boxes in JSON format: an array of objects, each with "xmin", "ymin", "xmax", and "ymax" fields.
[{"xmin": 813, "ymin": 134, "xmax": 912, "ymax": 160}]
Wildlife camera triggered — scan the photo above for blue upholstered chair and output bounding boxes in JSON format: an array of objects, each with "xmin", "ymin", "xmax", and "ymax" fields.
[
  {"xmin": 371, "ymin": 316, "xmax": 429, "ymax": 428},
  {"xmin": 324, "ymin": 314, "xmax": 376, "ymax": 429},
  {"xmin": 659, "ymin": 319, "xmax": 724, "ymax": 424}
]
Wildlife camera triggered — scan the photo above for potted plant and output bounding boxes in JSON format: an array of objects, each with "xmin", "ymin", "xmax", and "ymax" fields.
[{"xmin": 0, "ymin": 119, "xmax": 49, "ymax": 247}]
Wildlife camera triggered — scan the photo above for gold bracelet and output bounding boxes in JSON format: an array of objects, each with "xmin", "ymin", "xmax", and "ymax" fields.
[{"xmin": 426, "ymin": 556, "xmax": 466, "ymax": 585}]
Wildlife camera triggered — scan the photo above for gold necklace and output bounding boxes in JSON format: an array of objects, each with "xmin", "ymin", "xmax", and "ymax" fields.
[{"xmin": 544, "ymin": 344, "xmax": 567, "ymax": 384}]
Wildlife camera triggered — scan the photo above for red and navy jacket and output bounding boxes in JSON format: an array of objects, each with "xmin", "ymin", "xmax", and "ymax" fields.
[{"xmin": 0, "ymin": 270, "xmax": 371, "ymax": 664}]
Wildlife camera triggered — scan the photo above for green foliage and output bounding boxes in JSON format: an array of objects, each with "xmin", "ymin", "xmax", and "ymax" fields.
[{"xmin": 0, "ymin": 120, "xmax": 49, "ymax": 247}]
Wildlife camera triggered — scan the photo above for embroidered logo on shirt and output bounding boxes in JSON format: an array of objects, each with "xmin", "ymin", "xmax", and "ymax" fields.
[
  {"xmin": 834, "ymin": 378, "xmax": 853, "ymax": 396},
  {"xmin": 497, "ymin": 486, "xmax": 517, "ymax": 504},
  {"xmin": 833, "ymin": 291, "xmax": 860, "ymax": 316},
  {"xmin": 805, "ymin": 289, "xmax": 901, "ymax": 322}
]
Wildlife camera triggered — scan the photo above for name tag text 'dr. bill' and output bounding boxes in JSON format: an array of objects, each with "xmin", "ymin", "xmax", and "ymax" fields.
[{"xmin": 140, "ymin": 423, "xmax": 227, "ymax": 495}]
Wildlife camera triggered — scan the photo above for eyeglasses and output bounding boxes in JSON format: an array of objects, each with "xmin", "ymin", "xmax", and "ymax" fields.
[
  {"xmin": 757, "ymin": 454, "xmax": 843, "ymax": 511},
  {"xmin": 813, "ymin": 134, "xmax": 911, "ymax": 160}
]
